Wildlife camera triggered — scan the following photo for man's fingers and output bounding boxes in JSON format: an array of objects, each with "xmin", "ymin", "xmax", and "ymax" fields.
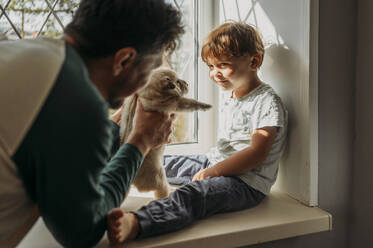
[
  {"xmin": 136, "ymin": 98, "xmax": 143, "ymax": 109},
  {"xmin": 112, "ymin": 106, "xmax": 122, "ymax": 115},
  {"xmin": 166, "ymin": 119, "xmax": 173, "ymax": 129},
  {"xmin": 167, "ymin": 129, "xmax": 173, "ymax": 136},
  {"xmin": 132, "ymin": 98, "xmax": 178, "ymax": 149}
]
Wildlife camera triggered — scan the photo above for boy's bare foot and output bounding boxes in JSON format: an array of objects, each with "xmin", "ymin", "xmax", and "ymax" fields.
[{"xmin": 107, "ymin": 208, "xmax": 139, "ymax": 245}]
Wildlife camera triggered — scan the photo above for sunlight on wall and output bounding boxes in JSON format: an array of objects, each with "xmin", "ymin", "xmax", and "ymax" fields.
[{"xmin": 220, "ymin": 0, "xmax": 286, "ymax": 47}]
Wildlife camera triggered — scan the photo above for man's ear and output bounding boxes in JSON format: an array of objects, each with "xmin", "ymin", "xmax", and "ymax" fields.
[
  {"xmin": 113, "ymin": 47, "xmax": 137, "ymax": 76},
  {"xmin": 161, "ymin": 55, "xmax": 171, "ymax": 68}
]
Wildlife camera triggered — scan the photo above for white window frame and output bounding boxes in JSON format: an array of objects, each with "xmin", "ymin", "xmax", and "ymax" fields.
[{"xmin": 165, "ymin": 0, "xmax": 219, "ymax": 155}]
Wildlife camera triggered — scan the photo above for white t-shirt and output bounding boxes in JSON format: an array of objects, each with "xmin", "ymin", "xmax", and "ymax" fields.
[{"xmin": 206, "ymin": 83, "xmax": 288, "ymax": 195}]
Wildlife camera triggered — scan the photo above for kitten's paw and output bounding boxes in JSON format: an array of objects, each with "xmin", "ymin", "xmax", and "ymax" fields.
[
  {"xmin": 155, "ymin": 186, "xmax": 170, "ymax": 199},
  {"xmin": 198, "ymin": 103, "xmax": 212, "ymax": 111}
]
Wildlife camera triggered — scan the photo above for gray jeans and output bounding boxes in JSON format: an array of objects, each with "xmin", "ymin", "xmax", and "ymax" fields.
[{"xmin": 134, "ymin": 155, "xmax": 266, "ymax": 239}]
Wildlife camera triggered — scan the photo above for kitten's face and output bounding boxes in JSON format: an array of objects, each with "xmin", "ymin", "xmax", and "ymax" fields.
[{"xmin": 138, "ymin": 68, "xmax": 188, "ymax": 97}]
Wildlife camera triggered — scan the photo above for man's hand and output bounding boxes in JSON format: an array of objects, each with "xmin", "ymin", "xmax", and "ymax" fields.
[
  {"xmin": 127, "ymin": 99, "xmax": 175, "ymax": 156},
  {"xmin": 110, "ymin": 105, "xmax": 123, "ymax": 125},
  {"xmin": 192, "ymin": 167, "xmax": 219, "ymax": 181}
]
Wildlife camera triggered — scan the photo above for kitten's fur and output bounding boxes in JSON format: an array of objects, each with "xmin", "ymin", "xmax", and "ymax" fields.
[{"xmin": 120, "ymin": 67, "xmax": 212, "ymax": 199}]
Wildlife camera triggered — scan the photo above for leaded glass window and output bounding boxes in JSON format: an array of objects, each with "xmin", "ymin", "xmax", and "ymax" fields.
[{"xmin": 0, "ymin": 0, "xmax": 200, "ymax": 144}]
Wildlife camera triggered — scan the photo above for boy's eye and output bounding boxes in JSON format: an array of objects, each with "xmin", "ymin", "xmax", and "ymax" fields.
[{"xmin": 220, "ymin": 63, "xmax": 229, "ymax": 66}]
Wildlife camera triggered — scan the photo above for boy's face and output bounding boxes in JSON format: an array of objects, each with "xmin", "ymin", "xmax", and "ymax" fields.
[{"xmin": 205, "ymin": 55, "xmax": 253, "ymax": 91}]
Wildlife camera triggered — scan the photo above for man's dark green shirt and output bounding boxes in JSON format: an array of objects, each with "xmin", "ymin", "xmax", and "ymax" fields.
[{"xmin": 12, "ymin": 43, "xmax": 143, "ymax": 247}]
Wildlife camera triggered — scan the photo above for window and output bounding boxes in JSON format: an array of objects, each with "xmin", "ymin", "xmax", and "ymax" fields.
[
  {"xmin": 13, "ymin": 1, "xmax": 331, "ymax": 247},
  {"xmin": 0, "ymin": 0, "xmax": 78, "ymax": 39},
  {"xmin": 164, "ymin": 0, "xmax": 199, "ymax": 144},
  {"xmin": 0, "ymin": 0, "xmax": 217, "ymax": 153},
  {"xmin": 165, "ymin": 0, "xmax": 218, "ymax": 155},
  {"xmin": 159, "ymin": 0, "xmax": 219, "ymax": 152},
  {"xmin": 1, "ymin": 0, "xmax": 319, "ymax": 207}
]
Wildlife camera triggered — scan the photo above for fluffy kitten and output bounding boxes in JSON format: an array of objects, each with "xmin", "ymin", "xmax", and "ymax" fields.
[{"xmin": 120, "ymin": 67, "xmax": 212, "ymax": 199}]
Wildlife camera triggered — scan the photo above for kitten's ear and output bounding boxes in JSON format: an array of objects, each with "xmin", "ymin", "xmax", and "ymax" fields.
[{"xmin": 113, "ymin": 47, "xmax": 137, "ymax": 76}]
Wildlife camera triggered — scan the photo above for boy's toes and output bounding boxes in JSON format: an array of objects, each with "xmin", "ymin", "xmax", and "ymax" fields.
[
  {"xmin": 107, "ymin": 209, "xmax": 139, "ymax": 244},
  {"xmin": 107, "ymin": 208, "xmax": 125, "ymax": 244},
  {"xmin": 109, "ymin": 208, "xmax": 124, "ymax": 222},
  {"xmin": 107, "ymin": 231, "xmax": 120, "ymax": 245}
]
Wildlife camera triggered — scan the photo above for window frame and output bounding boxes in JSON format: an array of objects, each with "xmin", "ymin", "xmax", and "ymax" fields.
[{"xmin": 165, "ymin": 0, "xmax": 219, "ymax": 155}]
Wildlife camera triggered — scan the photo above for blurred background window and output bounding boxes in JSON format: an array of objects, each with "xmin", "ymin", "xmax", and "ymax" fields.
[{"xmin": 0, "ymin": 0, "xmax": 200, "ymax": 144}]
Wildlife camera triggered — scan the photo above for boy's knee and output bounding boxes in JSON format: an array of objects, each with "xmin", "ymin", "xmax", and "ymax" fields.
[{"xmin": 170, "ymin": 181, "xmax": 209, "ymax": 207}]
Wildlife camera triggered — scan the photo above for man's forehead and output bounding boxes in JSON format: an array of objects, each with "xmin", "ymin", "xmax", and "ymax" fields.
[
  {"xmin": 139, "ymin": 53, "xmax": 162, "ymax": 68},
  {"xmin": 142, "ymin": 52, "xmax": 161, "ymax": 60}
]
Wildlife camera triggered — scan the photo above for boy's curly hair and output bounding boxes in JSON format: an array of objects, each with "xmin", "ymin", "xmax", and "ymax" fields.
[
  {"xmin": 65, "ymin": 0, "xmax": 184, "ymax": 58},
  {"xmin": 201, "ymin": 21, "xmax": 264, "ymax": 65}
]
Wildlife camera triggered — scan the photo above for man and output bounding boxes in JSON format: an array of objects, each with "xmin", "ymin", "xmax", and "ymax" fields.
[{"xmin": 0, "ymin": 0, "xmax": 184, "ymax": 247}]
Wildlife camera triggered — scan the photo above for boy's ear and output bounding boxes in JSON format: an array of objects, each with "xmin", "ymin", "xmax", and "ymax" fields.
[
  {"xmin": 113, "ymin": 47, "xmax": 137, "ymax": 76},
  {"xmin": 250, "ymin": 54, "xmax": 263, "ymax": 70}
]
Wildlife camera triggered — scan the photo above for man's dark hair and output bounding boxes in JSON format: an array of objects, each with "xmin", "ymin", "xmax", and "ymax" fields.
[{"xmin": 65, "ymin": 0, "xmax": 184, "ymax": 58}]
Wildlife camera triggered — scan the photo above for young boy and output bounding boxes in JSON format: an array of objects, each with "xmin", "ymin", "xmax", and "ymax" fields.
[{"xmin": 107, "ymin": 21, "xmax": 288, "ymax": 244}]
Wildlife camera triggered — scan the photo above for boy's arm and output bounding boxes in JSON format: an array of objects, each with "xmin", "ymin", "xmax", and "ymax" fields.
[{"xmin": 193, "ymin": 126, "xmax": 277, "ymax": 181}]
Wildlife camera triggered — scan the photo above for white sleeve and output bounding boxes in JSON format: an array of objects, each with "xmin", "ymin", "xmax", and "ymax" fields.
[{"xmin": 254, "ymin": 93, "xmax": 286, "ymax": 130}]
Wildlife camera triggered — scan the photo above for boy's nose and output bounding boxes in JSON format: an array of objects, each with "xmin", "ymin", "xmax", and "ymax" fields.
[{"xmin": 211, "ymin": 68, "xmax": 221, "ymax": 77}]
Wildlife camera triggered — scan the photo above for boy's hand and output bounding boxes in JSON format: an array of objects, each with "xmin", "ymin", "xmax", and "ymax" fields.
[{"xmin": 192, "ymin": 167, "xmax": 219, "ymax": 181}]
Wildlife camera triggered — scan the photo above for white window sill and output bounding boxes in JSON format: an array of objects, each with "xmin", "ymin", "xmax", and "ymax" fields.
[{"xmin": 17, "ymin": 187, "xmax": 331, "ymax": 248}]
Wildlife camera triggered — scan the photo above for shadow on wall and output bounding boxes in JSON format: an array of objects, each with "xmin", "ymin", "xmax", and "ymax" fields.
[
  {"xmin": 260, "ymin": 43, "xmax": 306, "ymax": 167},
  {"xmin": 222, "ymin": 0, "xmax": 313, "ymax": 203}
]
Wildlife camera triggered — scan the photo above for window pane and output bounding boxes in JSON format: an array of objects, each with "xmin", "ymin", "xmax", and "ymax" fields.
[
  {"xmin": 0, "ymin": 0, "xmax": 78, "ymax": 39},
  {"xmin": 166, "ymin": 0, "xmax": 198, "ymax": 144}
]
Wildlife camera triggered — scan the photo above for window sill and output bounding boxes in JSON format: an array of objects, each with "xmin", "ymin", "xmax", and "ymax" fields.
[{"xmin": 18, "ymin": 188, "xmax": 331, "ymax": 248}]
